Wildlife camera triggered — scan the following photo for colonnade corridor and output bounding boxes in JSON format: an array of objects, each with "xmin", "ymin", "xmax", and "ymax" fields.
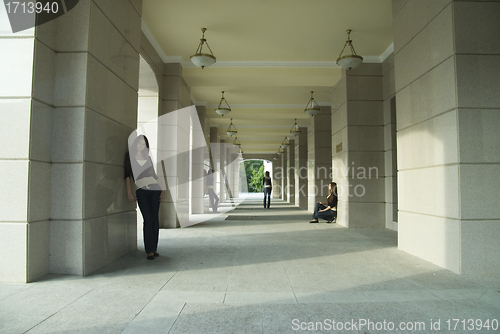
[{"xmin": 1, "ymin": 194, "xmax": 499, "ymax": 333}]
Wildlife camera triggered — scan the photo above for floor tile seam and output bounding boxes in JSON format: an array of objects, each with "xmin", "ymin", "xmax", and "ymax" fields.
[
  {"xmin": 402, "ymin": 277, "xmax": 455, "ymax": 291},
  {"xmin": 478, "ymin": 288, "xmax": 490, "ymax": 300},
  {"xmin": 222, "ymin": 279, "xmax": 229, "ymax": 304},
  {"xmin": 281, "ymin": 258, "xmax": 299, "ymax": 304},
  {"xmin": 426, "ymin": 288, "xmax": 489, "ymax": 302},
  {"xmin": 165, "ymin": 302, "xmax": 187, "ymax": 334},
  {"xmin": 479, "ymin": 291, "xmax": 500, "ymax": 310},
  {"xmin": 260, "ymin": 303, "xmax": 264, "ymax": 334},
  {"xmin": 359, "ymin": 297, "xmax": 439, "ymax": 306},
  {"xmin": 125, "ymin": 269, "xmax": 180, "ymax": 328},
  {"xmin": 0, "ymin": 285, "xmax": 33, "ymax": 302},
  {"xmin": 22, "ymin": 309, "xmax": 60, "ymax": 333},
  {"xmin": 21, "ymin": 285, "xmax": 100, "ymax": 334}
]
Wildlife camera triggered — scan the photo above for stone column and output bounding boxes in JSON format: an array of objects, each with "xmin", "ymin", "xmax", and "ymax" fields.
[
  {"xmin": 287, "ymin": 138, "xmax": 295, "ymax": 205},
  {"xmin": 307, "ymin": 107, "xmax": 332, "ymax": 212},
  {"xmin": 0, "ymin": 8, "xmax": 48, "ymax": 282},
  {"xmin": 281, "ymin": 148, "xmax": 288, "ymax": 201},
  {"xmin": 331, "ymin": 64, "xmax": 385, "ymax": 228},
  {"xmin": 383, "ymin": 54, "xmax": 398, "ymax": 231},
  {"xmin": 294, "ymin": 127, "xmax": 308, "ymax": 209},
  {"xmin": 225, "ymin": 146, "xmax": 233, "ymax": 200},
  {"xmin": 272, "ymin": 155, "xmax": 282, "ymax": 199},
  {"xmin": 0, "ymin": 0, "xmax": 143, "ymax": 282},
  {"xmin": 209, "ymin": 127, "xmax": 220, "ymax": 208},
  {"xmin": 230, "ymin": 149, "xmax": 240, "ymax": 198},
  {"xmin": 393, "ymin": 0, "xmax": 500, "ymax": 274},
  {"xmin": 158, "ymin": 63, "xmax": 192, "ymax": 227},
  {"xmin": 190, "ymin": 106, "xmax": 207, "ymax": 214},
  {"xmin": 219, "ymin": 139, "xmax": 226, "ymax": 203}
]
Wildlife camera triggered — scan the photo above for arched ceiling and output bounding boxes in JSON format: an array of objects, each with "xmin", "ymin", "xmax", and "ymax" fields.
[{"xmin": 142, "ymin": 0, "xmax": 393, "ymax": 155}]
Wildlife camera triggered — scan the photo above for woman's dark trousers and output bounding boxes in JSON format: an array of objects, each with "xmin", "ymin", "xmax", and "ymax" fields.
[
  {"xmin": 136, "ymin": 188, "xmax": 161, "ymax": 254},
  {"xmin": 312, "ymin": 202, "xmax": 335, "ymax": 221},
  {"xmin": 263, "ymin": 187, "xmax": 272, "ymax": 208}
]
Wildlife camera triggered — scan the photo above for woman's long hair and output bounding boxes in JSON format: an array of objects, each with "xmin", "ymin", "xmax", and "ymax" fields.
[
  {"xmin": 327, "ymin": 182, "xmax": 337, "ymax": 203},
  {"xmin": 130, "ymin": 135, "xmax": 150, "ymax": 160}
]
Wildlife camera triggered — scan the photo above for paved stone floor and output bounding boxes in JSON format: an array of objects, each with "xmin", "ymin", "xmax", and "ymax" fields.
[{"xmin": 1, "ymin": 194, "xmax": 500, "ymax": 333}]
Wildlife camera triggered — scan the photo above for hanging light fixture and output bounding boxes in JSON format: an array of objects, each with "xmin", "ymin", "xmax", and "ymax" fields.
[
  {"xmin": 190, "ymin": 28, "xmax": 216, "ymax": 69},
  {"xmin": 232, "ymin": 136, "xmax": 241, "ymax": 147},
  {"xmin": 281, "ymin": 136, "xmax": 290, "ymax": 148},
  {"xmin": 215, "ymin": 91, "xmax": 231, "ymax": 116},
  {"xmin": 336, "ymin": 29, "xmax": 363, "ymax": 70},
  {"xmin": 304, "ymin": 91, "xmax": 320, "ymax": 116},
  {"xmin": 290, "ymin": 118, "xmax": 301, "ymax": 136},
  {"xmin": 277, "ymin": 147, "xmax": 284, "ymax": 155},
  {"xmin": 226, "ymin": 118, "xmax": 237, "ymax": 136}
]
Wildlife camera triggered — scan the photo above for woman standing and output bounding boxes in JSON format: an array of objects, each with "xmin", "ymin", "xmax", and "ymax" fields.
[
  {"xmin": 310, "ymin": 182, "xmax": 337, "ymax": 223},
  {"xmin": 263, "ymin": 171, "xmax": 272, "ymax": 208},
  {"xmin": 125, "ymin": 135, "xmax": 165, "ymax": 260}
]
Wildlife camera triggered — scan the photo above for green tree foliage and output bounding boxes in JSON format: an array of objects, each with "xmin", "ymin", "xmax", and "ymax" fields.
[
  {"xmin": 240, "ymin": 160, "xmax": 265, "ymax": 192},
  {"xmin": 249, "ymin": 165, "xmax": 265, "ymax": 192}
]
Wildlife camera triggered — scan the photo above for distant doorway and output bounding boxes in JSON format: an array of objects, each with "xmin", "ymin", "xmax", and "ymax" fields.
[{"xmin": 239, "ymin": 159, "xmax": 272, "ymax": 193}]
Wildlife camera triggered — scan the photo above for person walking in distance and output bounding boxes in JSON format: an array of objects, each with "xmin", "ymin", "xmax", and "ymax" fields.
[{"xmin": 263, "ymin": 171, "xmax": 272, "ymax": 208}]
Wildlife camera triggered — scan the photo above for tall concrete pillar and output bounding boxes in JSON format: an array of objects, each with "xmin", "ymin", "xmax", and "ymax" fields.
[
  {"xmin": 0, "ymin": 6, "xmax": 50, "ymax": 283},
  {"xmin": 0, "ymin": 0, "xmax": 142, "ymax": 282},
  {"xmin": 281, "ymin": 148, "xmax": 288, "ymax": 201},
  {"xmin": 307, "ymin": 107, "xmax": 332, "ymax": 212},
  {"xmin": 225, "ymin": 146, "xmax": 233, "ymax": 200},
  {"xmin": 393, "ymin": 0, "xmax": 500, "ymax": 274},
  {"xmin": 230, "ymin": 149, "xmax": 240, "ymax": 198},
  {"xmin": 294, "ymin": 127, "xmax": 308, "ymax": 210},
  {"xmin": 158, "ymin": 63, "xmax": 192, "ymax": 227},
  {"xmin": 287, "ymin": 139, "xmax": 295, "ymax": 205},
  {"xmin": 219, "ymin": 139, "xmax": 226, "ymax": 203},
  {"xmin": 382, "ymin": 55, "xmax": 397, "ymax": 231},
  {"xmin": 272, "ymin": 155, "xmax": 282, "ymax": 199},
  {"xmin": 190, "ymin": 106, "xmax": 207, "ymax": 214},
  {"xmin": 331, "ymin": 64, "xmax": 385, "ymax": 228},
  {"xmin": 209, "ymin": 127, "xmax": 220, "ymax": 208}
]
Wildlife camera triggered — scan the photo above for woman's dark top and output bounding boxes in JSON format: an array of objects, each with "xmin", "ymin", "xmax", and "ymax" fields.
[
  {"xmin": 124, "ymin": 152, "xmax": 159, "ymax": 182},
  {"xmin": 327, "ymin": 193, "xmax": 338, "ymax": 209},
  {"xmin": 263, "ymin": 176, "xmax": 272, "ymax": 187}
]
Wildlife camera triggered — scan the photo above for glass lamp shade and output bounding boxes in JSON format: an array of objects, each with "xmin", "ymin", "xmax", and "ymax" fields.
[
  {"xmin": 304, "ymin": 91, "xmax": 321, "ymax": 116},
  {"xmin": 336, "ymin": 55, "xmax": 363, "ymax": 70},
  {"xmin": 290, "ymin": 119, "xmax": 301, "ymax": 136},
  {"xmin": 304, "ymin": 106, "xmax": 320, "ymax": 116},
  {"xmin": 232, "ymin": 137, "xmax": 241, "ymax": 147},
  {"xmin": 226, "ymin": 118, "xmax": 237, "ymax": 136},
  {"xmin": 190, "ymin": 54, "xmax": 216, "ymax": 69},
  {"xmin": 216, "ymin": 108, "xmax": 231, "ymax": 116}
]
